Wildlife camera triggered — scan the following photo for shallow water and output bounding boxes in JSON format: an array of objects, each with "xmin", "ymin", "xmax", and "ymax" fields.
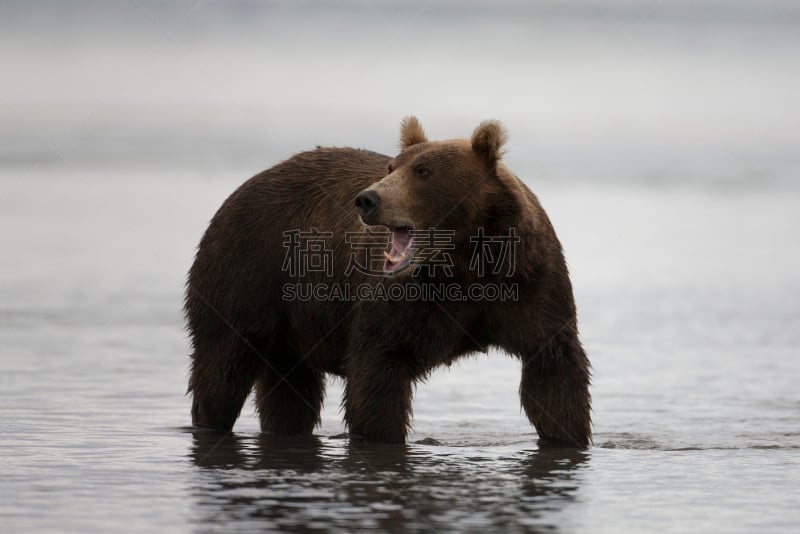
[
  {"xmin": 2, "ymin": 169, "xmax": 799, "ymax": 532},
  {"xmin": 3, "ymin": 1, "xmax": 800, "ymax": 532}
]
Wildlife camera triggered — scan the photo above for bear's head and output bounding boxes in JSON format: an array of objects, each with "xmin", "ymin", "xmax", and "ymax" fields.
[{"xmin": 355, "ymin": 116, "xmax": 516, "ymax": 276}]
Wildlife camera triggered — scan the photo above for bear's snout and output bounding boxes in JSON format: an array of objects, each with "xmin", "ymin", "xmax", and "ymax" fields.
[{"xmin": 355, "ymin": 189, "xmax": 380, "ymax": 221}]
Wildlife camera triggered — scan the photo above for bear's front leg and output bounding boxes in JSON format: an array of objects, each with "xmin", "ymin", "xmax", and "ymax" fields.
[
  {"xmin": 518, "ymin": 328, "xmax": 592, "ymax": 448},
  {"xmin": 342, "ymin": 353, "xmax": 414, "ymax": 443}
]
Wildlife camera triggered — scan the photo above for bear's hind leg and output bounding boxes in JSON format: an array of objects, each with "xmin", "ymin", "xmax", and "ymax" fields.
[
  {"xmin": 189, "ymin": 335, "xmax": 265, "ymax": 432},
  {"xmin": 255, "ymin": 359, "xmax": 325, "ymax": 436}
]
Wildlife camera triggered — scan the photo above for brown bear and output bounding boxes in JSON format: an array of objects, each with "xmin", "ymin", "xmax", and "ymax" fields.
[{"xmin": 185, "ymin": 117, "xmax": 592, "ymax": 446}]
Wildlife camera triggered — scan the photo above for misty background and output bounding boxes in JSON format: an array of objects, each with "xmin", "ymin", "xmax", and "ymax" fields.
[{"xmin": 2, "ymin": 0, "xmax": 799, "ymax": 185}]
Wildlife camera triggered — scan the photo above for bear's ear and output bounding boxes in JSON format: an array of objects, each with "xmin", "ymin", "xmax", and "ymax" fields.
[
  {"xmin": 471, "ymin": 120, "xmax": 508, "ymax": 165},
  {"xmin": 399, "ymin": 116, "xmax": 428, "ymax": 149}
]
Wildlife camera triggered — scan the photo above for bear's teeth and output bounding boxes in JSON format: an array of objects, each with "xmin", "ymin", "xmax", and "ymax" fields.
[{"xmin": 384, "ymin": 251, "xmax": 407, "ymax": 263}]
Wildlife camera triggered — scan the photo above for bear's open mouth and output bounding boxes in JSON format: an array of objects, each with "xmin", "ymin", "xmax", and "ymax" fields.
[{"xmin": 383, "ymin": 226, "xmax": 414, "ymax": 274}]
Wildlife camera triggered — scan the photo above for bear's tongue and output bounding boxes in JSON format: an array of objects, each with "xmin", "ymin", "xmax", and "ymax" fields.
[{"xmin": 383, "ymin": 228, "xmax": 414, "ymax": 274}]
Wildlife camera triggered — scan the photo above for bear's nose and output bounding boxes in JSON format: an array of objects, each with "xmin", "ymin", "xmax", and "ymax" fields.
[{"xmin": 355, "ymin": 190, "xmax": 380, "ymax": 219}]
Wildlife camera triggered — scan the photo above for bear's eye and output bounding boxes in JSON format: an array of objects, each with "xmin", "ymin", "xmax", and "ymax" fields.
[
  {"xmin": 386, "ymin": 163, "xmax": 394, "ymax": 174},
  {"xmin": 414, "ymin": 165, "xmax": 430, "ymax": 178}
]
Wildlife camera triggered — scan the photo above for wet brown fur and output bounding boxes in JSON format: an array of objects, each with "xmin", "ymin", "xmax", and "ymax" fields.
[{"xmin": 185, "ymin": 117, "xmax": 592, "ymax": 446}]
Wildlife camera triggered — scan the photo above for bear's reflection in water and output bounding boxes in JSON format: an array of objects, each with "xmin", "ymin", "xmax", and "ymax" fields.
[{"xmin": 188, "ymin": 430, "xmax": 588, "ymax": 532}]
